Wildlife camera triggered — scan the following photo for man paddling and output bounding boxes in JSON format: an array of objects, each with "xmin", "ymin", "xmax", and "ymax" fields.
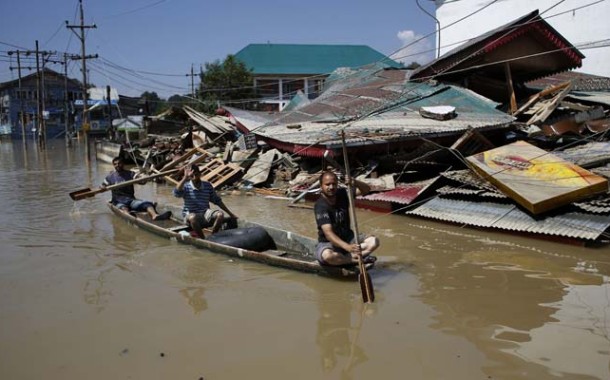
[
  {"xmin": 314, "ymin": 171, "xmax": 379, "ymax": 266},
  {"xmin": 101, "ymin": 156, "xmax": 171, "ymax": 221}
]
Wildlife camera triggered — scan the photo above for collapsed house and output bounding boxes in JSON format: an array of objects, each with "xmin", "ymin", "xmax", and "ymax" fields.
[
  {"xmin": 216, "ymin": 10, "xmax": 610, "ymax": 245},
  {"xmin": 95, "ymin": 9, "xmax": 610, "ymax": 245}
]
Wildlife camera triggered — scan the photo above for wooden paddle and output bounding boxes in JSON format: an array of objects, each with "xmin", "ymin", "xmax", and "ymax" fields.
[
  {"xmin": 341, "ymin": 131, "xmax": 375, "ymax": 303},
  {"xmin": 69, "ymin": 168, "xmax": 180, "ymax": 201}
]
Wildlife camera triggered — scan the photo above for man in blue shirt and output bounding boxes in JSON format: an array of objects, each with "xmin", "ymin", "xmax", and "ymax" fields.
[
  {"xmin": 173, "ymin": 164, "xmax": 237, "ymax": 238},
  {"xmin": 101, "ymin": 157, "xmax": 171, "ymax": 221}
]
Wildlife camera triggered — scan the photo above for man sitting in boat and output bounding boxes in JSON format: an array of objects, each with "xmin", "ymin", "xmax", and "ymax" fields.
[
  {"xmin": 101, "ymin": 156, "xmax": 172, "ymax": 221},
  {"xmin": 173, "ymin": 164, "xmax": 238, "ymax": 238},
  {"xmin": 314, "ymin": 171, "xmax": 379, "ymax": 266}
]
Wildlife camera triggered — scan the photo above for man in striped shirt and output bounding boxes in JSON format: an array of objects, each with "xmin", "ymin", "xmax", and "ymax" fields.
[{"xmin": 173, "ymin": 164, "xmax": 237, "ymax": 238}]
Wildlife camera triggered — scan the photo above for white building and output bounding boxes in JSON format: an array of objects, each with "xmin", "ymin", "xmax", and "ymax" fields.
[{"xmin": 433, "ymin": 0, "xmax": 610, "ymax": 77}]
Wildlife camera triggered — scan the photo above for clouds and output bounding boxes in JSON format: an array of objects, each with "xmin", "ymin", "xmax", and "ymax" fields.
[{"xmin": 390, "ymin": 29, "xmax": 436, "ymax": 66}]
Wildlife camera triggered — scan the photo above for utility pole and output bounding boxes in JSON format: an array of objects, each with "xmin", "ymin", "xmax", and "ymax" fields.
[
  {"xmin": 35, "ymin": 40, "xmax": 44, "ymax": 149},
  {"xmin": 7, "ymin": 50, "xmax": 28, "ymax": 145},
  {"xmin": 106, "ymin": 85, "xmax": 113, "ymax": 140},
  {"xmin": 63, "ymin": 54, "xmax": 71, "ymax": 147},
  {"xmin": 9, "ymin": 47, "xmax": 53, "ymax": 147},
  {"xmin": 186, "ymin": 64, "xmax": 196, "ymax": 98},
  {"xmin": 66, "ymin": 0, "xmax": 97, "ymax": 141}
]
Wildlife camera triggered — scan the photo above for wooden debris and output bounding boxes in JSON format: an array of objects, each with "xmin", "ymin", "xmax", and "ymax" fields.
[{"xmin": 242, "ymin": 149, "xmax": 279, "ymax": 185}]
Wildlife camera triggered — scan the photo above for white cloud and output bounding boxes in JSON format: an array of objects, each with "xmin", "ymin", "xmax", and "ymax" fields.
[{"xmin": 391, "ymin": 29, "xmax": 435, "ymax": 66}]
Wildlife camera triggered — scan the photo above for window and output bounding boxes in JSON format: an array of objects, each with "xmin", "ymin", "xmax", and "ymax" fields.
[
  {"xmin": 282, "ymin": 79, "xmax": 305, "ymax": 100},
  {"xmin": 256, "ymin": 79, "xmax": 280, "ymax": 99}
]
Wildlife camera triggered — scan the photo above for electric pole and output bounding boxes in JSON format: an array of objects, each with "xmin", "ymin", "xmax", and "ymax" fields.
[
  {"xmin": 9, "ymin": 47, "xmax": 54, "ymax": 148},
  {"xmin": 63, "ymin": 54, "xmax": 71, "ymax": 147},
  {"xmin": 35, "ymin": 40, "xmax": 44, "ymax": 149},
  {"xmin": 186, "ymin": 64, "xmax": 196, "ymax": 98},
  {"xmin": 7, "ymin": 50, "xmax": 28, "ymax": 145},
  {"xmin": 66, "ymin": 0, "xmax": 97, "ymax": 139}
]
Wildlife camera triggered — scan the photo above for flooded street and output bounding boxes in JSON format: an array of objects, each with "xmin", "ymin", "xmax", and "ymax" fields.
[{"xmin": 1, "ymin": 139, "xmax": 610, "ymax": 380}]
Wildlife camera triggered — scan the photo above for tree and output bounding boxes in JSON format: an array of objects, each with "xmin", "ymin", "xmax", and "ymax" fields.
[
  {"xmin": 140, "ymin": 91, "xmax": 165, "ymax": 115},
  {"xmin": 198, "ymin": 55, "xmax": 257, "ymax": 114}
]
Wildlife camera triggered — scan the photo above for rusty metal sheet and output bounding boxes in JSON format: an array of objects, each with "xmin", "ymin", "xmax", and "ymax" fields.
[{"xmin": 359, "ymin": 178, "xmax": 438, "ymax": 205}]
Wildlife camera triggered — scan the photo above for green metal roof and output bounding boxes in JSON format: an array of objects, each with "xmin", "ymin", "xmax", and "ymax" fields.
[{"xmin": 234, "ymin": 43, "xmax": 402, "ymax": 75}]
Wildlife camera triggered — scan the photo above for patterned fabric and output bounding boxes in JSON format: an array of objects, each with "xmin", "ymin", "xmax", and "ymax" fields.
[{"xmin": 173, "ymin": 180, "xmax": 222, "ymax": 216}]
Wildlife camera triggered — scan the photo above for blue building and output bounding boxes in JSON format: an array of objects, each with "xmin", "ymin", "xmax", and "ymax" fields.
[{"xmin": 0, "ymin": 68, "xmax": 83, "ymax": 139}]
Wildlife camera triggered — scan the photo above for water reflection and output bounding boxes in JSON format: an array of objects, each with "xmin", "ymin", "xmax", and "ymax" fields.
[
  {"xmin": 404, "ymin": 221, "xmax": 610, "ymax": 379},
  {"xmin": 510, "ymin": 283, "xmax": 610, "ymax": 379},
  {"xmin": 179, "ymin": 287, "xmax": 208, "ymax": 315}
]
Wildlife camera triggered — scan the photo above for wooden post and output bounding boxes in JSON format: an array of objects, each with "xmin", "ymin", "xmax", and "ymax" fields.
[{"xmin": 504, "ymin": 62, "xmax": 517, "ymax": 115}]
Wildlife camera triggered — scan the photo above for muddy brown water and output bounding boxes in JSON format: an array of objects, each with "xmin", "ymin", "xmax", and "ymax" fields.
[{"xmin": 1, "ymin": 139, "xmax": 609, "ymax": 380}]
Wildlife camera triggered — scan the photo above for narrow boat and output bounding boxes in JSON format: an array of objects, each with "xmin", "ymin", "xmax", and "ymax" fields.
[{"xmin": 108, "ymin": 203, "xmax": 374, "ymax": 278}]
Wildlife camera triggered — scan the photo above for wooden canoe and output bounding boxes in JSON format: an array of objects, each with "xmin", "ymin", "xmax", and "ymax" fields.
[{"xmin": 108, "ymin": 203, "xmax": 374, "ymax": 278}]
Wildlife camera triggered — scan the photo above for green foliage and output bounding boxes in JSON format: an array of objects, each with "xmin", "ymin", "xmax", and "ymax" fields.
[
  {"xmin": 139, "ymin": 91, "xmax": 166, "ymax": 115},
  {"xmin": 198, "ymin": 55, "xmax": 257, "ymax": 114},
  {"xmin": 404, "ymin": 61, "xmax": 421, "ymax": 70}
]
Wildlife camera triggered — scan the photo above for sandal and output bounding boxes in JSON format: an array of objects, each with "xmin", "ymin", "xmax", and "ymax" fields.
[{"xmin": 153, "ymin": 211, "xmax": 172, "ymax": 221}]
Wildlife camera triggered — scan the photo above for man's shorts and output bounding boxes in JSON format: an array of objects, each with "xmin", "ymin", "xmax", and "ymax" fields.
[
  {"xmin": 185, "ymin": 209, "xmax": 223, "ymax": 227},
  {"xmin": 115, "ymin": 199, "xmax": 154, "ymax": 212},
  {"xmin": 315, "ymin": 232, "xmax": 366, "ymax": 265}
]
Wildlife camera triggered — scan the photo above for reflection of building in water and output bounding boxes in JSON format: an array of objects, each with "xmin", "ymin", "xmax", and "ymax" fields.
[
  {"xmin": 315, "ymin": 293, "xmax": 367, "ymax": 377},
  {"xmin": 179, "ymin": 287, "xmax": 207, "ymax": 315},
  {"xmin": 508, "ymin": 284, "xmax": 610, "ymax": 380}
]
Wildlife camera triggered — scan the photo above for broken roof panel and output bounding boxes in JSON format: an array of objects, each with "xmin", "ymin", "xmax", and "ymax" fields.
[
  {"xmin": 359, "ymin": 178, "xmax": 439, "ymax": 205},
  {"xmin": 183, "ymin": 106, "xmax": 233, "ymax": 134},
  {"xmin": 527, "ymin": 71, "xmax": 610, "ymax": 92},
  {"xmin": 226, "ymin": 65, "xmax": 513, "ymax": 157},
  {"xmin": 406, "ymin": 197, "xmax": 610, "ymax": 241}
]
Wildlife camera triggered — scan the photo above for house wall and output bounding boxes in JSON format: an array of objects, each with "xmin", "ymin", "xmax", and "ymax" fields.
[
  {"xmin": 0, "ymin": 72, "xmax": 82, "ymax": 139},
  {"xmin": 434, "ymin": 0, "xmax": 610, "ymax": 77},
  {"xmin": 253, "ymin": 74, "xmax": 326, "ymax": 111}
]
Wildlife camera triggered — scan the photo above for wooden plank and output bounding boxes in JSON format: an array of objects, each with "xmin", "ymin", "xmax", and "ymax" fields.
[
  {"xmin": 504, "ymin": 62, "xmax": 517, "ymax": 114},
  {"xmin": 242, "ymin": 149, "xmax": 278, "ymax": 185},
  {"xmin": 199, "ymin": 158, "xmax": 243, "ymax": 188},
  {"xmin": 466, "ymin": 140, "xmax": 608, "ymax": 214},
  {"xmin": 526, "ymin": 82, "xmax": 573, "ymax": 125}
]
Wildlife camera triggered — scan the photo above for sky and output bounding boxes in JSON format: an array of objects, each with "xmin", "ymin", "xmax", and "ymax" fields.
[{"xmin": 0, "ymin": 0, "xmax": 438, "ymax": 99}]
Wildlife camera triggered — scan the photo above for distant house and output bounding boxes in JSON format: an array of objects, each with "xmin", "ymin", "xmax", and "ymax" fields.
[
  {"xmin": 73, "ymin": 90, "xmax": 145, "ymax": 136},
  {"xmin": 0, "ymin": 68, "xmax": 82, "ymax": 139},
  {"xmin": 234, "ymin": 43, "xmax": 402, "ymax": 111}
]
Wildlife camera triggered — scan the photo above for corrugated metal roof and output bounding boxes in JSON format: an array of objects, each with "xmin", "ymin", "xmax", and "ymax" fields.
[
  {"xmin": 436, "ymin": 185, "xmax": 507, "ymax": 199},
  {"xmin": 359, "ymin": 178, "xmax": 438, "ymax": 205},
  {"xmin": 234, "ymin": 80, "xmax": 512, "ymax": 147},
  {"xmin": 406, "ymin": 197, "xmax": 610, "ymax": 240},
  {"xmin": 574, "ymin": 197, "xmax": 610, "ymax": 214},
  {"xmin": 566, "ymin": 91, "xmax": 610, "ymax": 107},
  {"xmin": 234, "ymin": 44, "xmax": 402, "ymax": 75},
  {"xmin": 527, "ymin": 72, "xmax": 610, "ymax": 92},
  {"xmin": 553, "ymin": 142, "xmax": 610, "ymax": 168},
  {"xmin": 440, "ymin": 169, "xmax": 501, "ymax": 193}
]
